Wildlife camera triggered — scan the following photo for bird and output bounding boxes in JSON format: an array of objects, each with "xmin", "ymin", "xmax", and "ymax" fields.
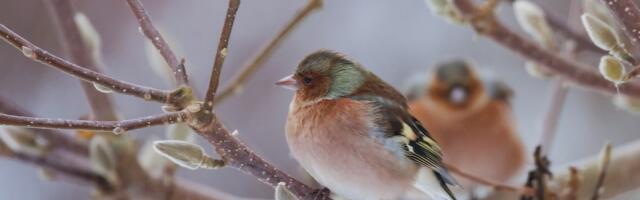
[
  {"xmin": 276, "ymin": 50, "xmax": 458, "ymax": 200},
  {"xmin": 405, "ymin": 59, "xmax": 526, "ymax": 187}
]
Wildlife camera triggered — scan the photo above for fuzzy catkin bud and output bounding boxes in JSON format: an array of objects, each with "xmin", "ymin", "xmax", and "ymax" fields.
[
  {"xmin": 0, "ymin": 126, "xmax": 47, "ymax": 157},
  {"xmin": 525, "ymin": 61, "xmax": 553, "ymax": 78},
  {"xmin": 582, "ymin": 14, "xmax": 618, "ymax": 50},
  {"xmin": 89, "ymin": 136, "xmax": 118, "ymax": 184},
  {"xmin": 598, "ymin": 56, "xmax": 626, "ymax": 83},
  {"xmin": 153, "ymin": 140, "xmax": 212, "ymax": 170},
  {"xmin": 613, "ymin": 95, "xmax": 640, "ymax": 114},
  {"xmin": 424, "ymin": 0, "xmax": 464, "ymax": 24},
  {"xmin": 275, "ymin": 182, "xmax": 298, "ymax": 200},
  {"xmin": 513, "ymin": 0, "xmax": 555, "ymax": 49}
]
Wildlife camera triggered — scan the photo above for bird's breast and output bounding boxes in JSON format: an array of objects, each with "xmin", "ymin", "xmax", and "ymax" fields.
[{"xmin": 285, "ymin": 98, "xmax": 419, "ymax": 200}]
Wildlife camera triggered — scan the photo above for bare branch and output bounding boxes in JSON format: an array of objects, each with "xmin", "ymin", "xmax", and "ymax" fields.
[
  {"xmin": 189, "ymin": 117, "xmax": 324, "ymax": 200},
  {"xmin": 451, "ymin": 0, "xmax": 640, "ymax": 98},
  {"xmin": 600, "ymin": 0, "xmax": 640, "ymax": 48},
  {"xmin": 591, "ymin": 143, "xmax": 612, "ymax": 200},
  {"xmin": 46, "ymin": 0, "xmax": 118, "ymax": 120},
  {"xmin": 0, "ymin": 96, "xmax": 87, "ymax": 155},
  {"xmin": 125, "ymin": 0, "xmax": 189, "ymax": 86},
  {"xmin": 214, "ymin": 0, "xmax": 323, "ymax": 106},
  {"xmin": 0, "ymin": 139, "xmax": 111, "ymax": 191},
  {"xmin": 0, "ymin": 111, "xmax": 189, "ymax": 133},
  {"xmin": 0, "ymin": 24, "xmax": 174, "ymax": 104},
  {"xmin": 203, "ymin": 0, "xmax": 241, "ymax": 111}
]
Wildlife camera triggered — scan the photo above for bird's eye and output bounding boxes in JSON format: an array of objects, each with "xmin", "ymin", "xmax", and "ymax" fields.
[{"xmin": 302, "ymin": 77, "xmax": 313, "ymax": 85}]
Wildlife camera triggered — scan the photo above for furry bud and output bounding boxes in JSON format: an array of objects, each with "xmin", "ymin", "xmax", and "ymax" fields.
[
  {"xmin": 513, "ymin": 0, "xmax": 555, "ymax": 49},
  {"xmin": 153, "ymin": 140, "xmax": 224, "ymax": 170},
  {"xmin": 598, "ymin": 56, "xmax": 626, "ymax": 84},
  {"xmin": 275, "ymin": 182, "xmax": 298, "ymax": 200},
  {"xmin": 424, "ymin": 0, "xmax": 464, "ymax": 24},
  {"xmin": 89, "ymin": 136, "xmax": 118, "ymax": 184},
  {"xmin": 582, "ymin": 14, "xmax": 618, "ymax": 51},
  {"xmin": 612, "ymin": 95, "xmax": 640, "ymax": 114},
  {"xmin": 0, "ymin": 126, "xmax": 47, "ymax": 157}
]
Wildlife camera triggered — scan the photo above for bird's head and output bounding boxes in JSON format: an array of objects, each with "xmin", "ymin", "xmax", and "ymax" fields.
[
  {"xmin": 276, "ymin": 50, "xmax": 366, "ymax": 102},
  {"xmin": 428, "ymin": 59, "xmax": 485, "ymax": 110}
]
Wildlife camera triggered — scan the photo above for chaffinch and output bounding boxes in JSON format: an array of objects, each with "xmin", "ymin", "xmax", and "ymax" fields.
[
  {"xmin": 405, "ymin": 59, "xmax": 526, "ymax": 187},
  {"xmin": 277, "ymin": 50, "xmax": 457, "ymax": 200}
]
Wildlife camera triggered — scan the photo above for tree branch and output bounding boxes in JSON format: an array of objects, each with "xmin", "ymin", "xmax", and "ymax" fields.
[
  {"xmin": 46, "ymin": 0, "xmax": 118, "ymax": 121},
  {"xmin": 600, "ymin": 0, "xmax": 640, "ymax": 48},
  {"xmin": 451, "ymin": 0, "xmax": 640, "ymax": 98},
  {"xmin": 125, "ymin": 0, "xmax": 189, "ymax": 86},
  {"xmin": 0, "ymin": 139, "xmax": 112, "ymax": 192},
  {"xmin": 0, "ymin": 96, "xmax": 87, "ymax": 155},
  {"xmin": 0, "ymin": 111, "xmax": 189, "ymax": 133},
  {"xmin": 189, "ymin": 116, "xmax": 322, "ymax": 200},
  {"xmin": 203, "ymin": 0, "xmax": 240, "ymax": 111},
  {"xmin": 188, "ymin": 1, "xmax": 326, "ymax": 198},
  {"xmin": 213, "ymin": 0, "xmax": 323, "ymax": 106},
  {"xmin": 486, "ymin": 140, "xmax": 640, "ymax": 200},
  {"xmin": 0, "ymin": 24, "xmax": 175, "ymax": 104}
]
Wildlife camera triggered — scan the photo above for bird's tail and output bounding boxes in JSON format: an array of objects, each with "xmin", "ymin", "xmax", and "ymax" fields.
[{"xmin": 414, "ymin": 168, "xmax": 458, "ymax": 200}]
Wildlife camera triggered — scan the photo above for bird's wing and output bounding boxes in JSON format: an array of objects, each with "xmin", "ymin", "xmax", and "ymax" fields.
[{"xmin": 348, "ymin": 95, "xmax": 458, "ymax": 187}]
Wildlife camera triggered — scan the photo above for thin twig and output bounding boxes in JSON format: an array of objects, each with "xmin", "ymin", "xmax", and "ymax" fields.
[
  {"xmin": 46, "ymin": 0, "xmax": 118, "ymax": 121},
  {"xmin": 202, "ymin": 0, "xmax": 241, "ymax": 112},
  {"xmin": 0, "ymin": 111, "xmax": 189, "ymax": 133},
  {"xmin": 0, "ymin": 96, "xmax": 87, "ymax": 155},
  {"xmin": 444, "ymin": 162, "xmax": 526, "ymax": 193},
  {"xmin": 591, "ymin": 143, "xmax": 612, "ymax": 200},
  {"xmin": 600, "ymin": 0, "xmax": 640, "ymax": 48},
  {"xmin": 213, "ymin": 0, "xmax": 323, "ymax": 106},
  {"xmin": 451, "ymin": 0, "xmax": 640, "ymax": 98},
  {"xmin": 125, "ymin": 0, "xmax": 189, "ymax": 86},
  {"xmin": 0, "ymin": 24, "xmax": 174, "ymax": 104},
  {"xmin": 0, "ymin": 139, "xmax": 111, "ymax": 191},
  {"xmin": 191, "ymin": 1, "xmax": 326, "ymax": 198}
]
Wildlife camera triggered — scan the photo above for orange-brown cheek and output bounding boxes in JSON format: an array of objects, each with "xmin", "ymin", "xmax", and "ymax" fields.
[{"xmin": 297, "ymin": 79, "xmax": 330, "ymax": 101}]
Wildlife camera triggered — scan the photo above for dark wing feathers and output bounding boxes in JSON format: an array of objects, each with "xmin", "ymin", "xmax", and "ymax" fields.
[{"xmin": 348, "ymin": 94, "xmax": 458, "ymax": 187}]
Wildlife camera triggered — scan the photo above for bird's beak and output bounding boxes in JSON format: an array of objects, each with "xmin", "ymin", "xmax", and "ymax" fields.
[{"xmin": 275, "ymin": 74, "xmax": 299, "ymax": 91}]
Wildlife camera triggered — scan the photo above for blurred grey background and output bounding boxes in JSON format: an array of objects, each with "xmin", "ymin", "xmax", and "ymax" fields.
[{"xmin": 1, "ymin": 0, "xmax": 638, "ymax": 199}]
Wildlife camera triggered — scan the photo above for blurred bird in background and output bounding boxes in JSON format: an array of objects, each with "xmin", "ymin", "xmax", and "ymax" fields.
[
  {"xmin": 405, "ymin": 59, "xmax": 526, "ymax": 188},
  {"xmin": 278, "ymin": 50, "xmax": 458, "ymax": 200}
]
